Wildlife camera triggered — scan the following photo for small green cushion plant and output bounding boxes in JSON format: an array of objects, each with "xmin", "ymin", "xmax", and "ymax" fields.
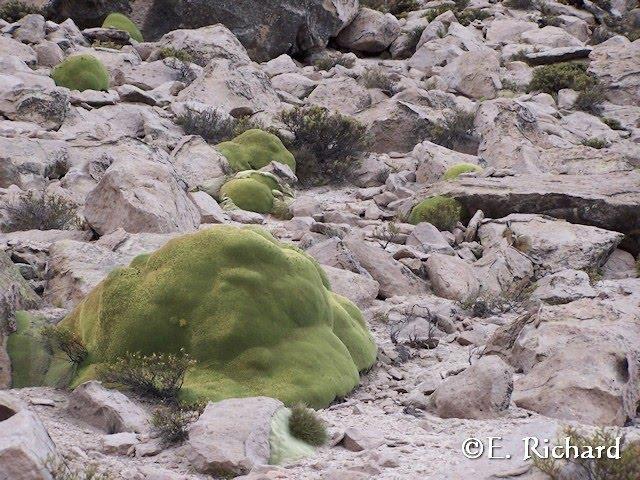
[
  {"xmin": 408, "ymin": 196, "xmax": 463, "ymax": 231},
  {"xmin": 217, "ymin": 129, "xmax": 296, "ymax": 173},
  {"xmin": 51, "ymin": 55, "xmax": 110, "ymax": 92},
  {"xmin": 442, "ymin": 163, "xmax": 482, "ymax": 180},
  {"xmin": 102, "ymin": 13, "xmax": 143, "ymax": 42},
  {"xmin": 219, "ymin": 177, "xmax": 275, "ymax": 214},
  {"xmin": 32, "ymin": 226, "xmax": 376, "ymax": 408}
]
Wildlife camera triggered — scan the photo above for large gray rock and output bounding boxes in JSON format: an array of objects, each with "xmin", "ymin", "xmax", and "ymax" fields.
[
  {"xmin": 426, "ymin": 253, "xmax": 479, "ymax": 303},
  {"xmin": 186, "ymin": 397, "xmax": 283, "ymax": 476},
  {"xmin": 335, "ymin": 7, "xmax": 400, "ymax": 53},
  {"xmin": 84, "ymin": 159, "xmax": 200, "ymax": 235},
  {"xmin": 406, "ymin": 223, "xmax": 454, "ymax": 255},
  {"xmin": 68, "ymin": 381, "xmax": 149, "ymax": 434},
  {"xmin": 589, "ymin": 36, "xmax": 640, "ymax": 107},
  {"xmin": 0, "ymin": 407, "xmax": 57, "ymax": 480},
  {"xmin": 141, "ymin": 0, "xmax": 358, "ymax": 61},
  {"xmin": 322, "ymin": 264, "xmax": 380, "ymax": 308},
  {"xmin": 307, "ymin": 77, "xmax": 371, "ymax": 115},
  {"xmin": 342, "ymin": 236, "xmax": 427, "ymax": 299},
  {"xmin": 417, "ymin": 172, "xmax": 640, "ymax": 241},
  {"xmin": 440, "ymin": 50, "xmax": 501, "ymax": 100},
  {"xmin": 169, "ymin": 135, "xmax": 229, "ymax": 189},
  {"xmin": 479, "ymin": 214, "xmax": 624, "ymax": 276},
  {"xmin": 412, "ymin": 140, "xmax": 479, "ymax": 185},
  {"xmin": 429, "ymin": 356, "xmax": 514, "ymax": 420},
  {"xmin": 531, "ymin": 269, "xmax": 597, "ymax": 305}
]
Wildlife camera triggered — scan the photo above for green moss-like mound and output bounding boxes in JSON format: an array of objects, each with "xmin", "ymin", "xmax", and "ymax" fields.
[
  {"xmin": 217, "ymin": 129, "xmax": 296, "ymax": 173},
  {"xmin": 220, "ymin": 177, "xmax": 275, "ymax": 214},
  {"xmin": 51, "ymin": 55, "xmax": 110, "ymax": 92},
  {"xmin": 48, "ymin": 226, "xmax": 377, "ymax": 408},
  {"xmin": 442, "ymin": 163, "xmax": 482, "ymax": 180},
  {"xmin": 408, "ymin": 196, "xmax": 463, "ymax": 231},
  {"xmin": 102, "ymin": 13, "xmax": 143, "ymax": 42},
  {"xmin": 269, "ymin": 408, "xmax": 316, "ymax": 465}
]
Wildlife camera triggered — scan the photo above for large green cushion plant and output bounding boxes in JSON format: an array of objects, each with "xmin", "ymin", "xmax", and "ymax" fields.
[
  {"xmin": 51, "ymin": 54, "xmax": 110, "ymax": 92},
  {"xmin": 42, "ymin": 226, "xmax": 376, "ymax": 408},
  {"xmin": 102, "ymin": 13, "xmax": 143, "ymax": 42},
  {"xmin": 217, "ymin": 129, "xmax": 296, "ymax": 173},
  {"xmin": 408, "ymin": 196, "xmax": 463, "ymax": 231}
]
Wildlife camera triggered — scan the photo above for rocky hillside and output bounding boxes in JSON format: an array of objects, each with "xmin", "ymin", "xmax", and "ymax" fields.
[{"xmin": 1, "ymin": 0, "xmax": 639, "ymax": 478}]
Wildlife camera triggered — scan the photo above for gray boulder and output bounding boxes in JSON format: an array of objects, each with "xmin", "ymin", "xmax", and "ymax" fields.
[{"xmin": 335, "ymin": 7, "xmax": 400, "ymax": 53}]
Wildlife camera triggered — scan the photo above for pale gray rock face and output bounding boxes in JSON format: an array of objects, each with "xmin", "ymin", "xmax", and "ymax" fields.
[
  {"xmin": 67, "ymin": 381, "xmax": 149, "ymax": 434},
  {"xmin": 531, "ymin": 269, "xmax": 597, "ymax": 304},
  {"xmin": 406, "ymin": 223, "xmax": 454, "ymax": 255},
  {"xmin": 307, "ymin": 76, "xmax": 371, "ymax": 115},
  {"xmin": 412, "ymin": 141, "xmax": 479, "ymax": 185},
  {"xmin": 169, "ymin": 135, "xmax": 229, "ymax": 190},
  {"xmin": 84, "ymin": 159, "xmax": 200, "ymax": 236},
  {"xmin": 322, "ymin": 264, "xmax": 380, "ymax": 308},
  {"xmin": 429, "ymin": 356, "xmax": 514, "ymax": 420},
  {"xmin": 141, "ymin": 0, "xmax": 358, "ymax": 61},
  {"xmin": 0, "ymin": 407, "xmax": 57, "ymax": 480},
  {"xmin": 479, "ymin": 214, "xmax": 623, "ymax": 276},
  {"xmin": 589, "ymin": 36, "xmax": 640, "ymax": 106},
  {"xmin": 335, "ymin": 8, "xmax": 401, "ymax": 53},
  {"xmin": 186, "ymin": 397, "xmax": 283, "ymax": 476},
  {"xmin": 426, "ymin": 253, "xmax": 480, "ymax": 303}
]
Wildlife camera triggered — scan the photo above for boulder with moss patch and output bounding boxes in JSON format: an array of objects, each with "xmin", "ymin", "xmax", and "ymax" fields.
[
  {"xmin": 51, "ymin": 54, "xmax": 110, "ymax": 92},
  {"xmin": 29, "ymin": 226, "xmax": 376, "ymax": 408},
  {"xmin": 102, "ymin": 13, "xmax": 143, "ymax": 42},
  {"xmin": 442, "ymin": 163, "xmax": 482, "ymax": 180},
  {"xmin": 216, "ymin": 129, "xmax": 296, "ymax": 173},
  {"xmin": 409, "ymin": 196, "xmax": 463, "ymax": 231}
]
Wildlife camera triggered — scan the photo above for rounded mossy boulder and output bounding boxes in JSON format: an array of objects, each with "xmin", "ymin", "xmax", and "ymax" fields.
[
  {"xmin": 442, "ymin": 163, "xmax": 482, "ymax": 180},
  {"xmin": 408, "ymin": 196, "xmax": 463, "ymax": 231},
  {"xmin": 51, "ymin": 54, "xmax": 110, "ymax": 92},
  {"xmin": 53, "ymin": 226, "xmax": 377, "ymax": 408},
  {"xmin": 216, "ymin": 129, "xmax": 296, "ymax": 173},
  {"xmin": 102, "ymin": 13, "xmax": 143, "ymax": 42},
  {"xmin": 219, "ymin": 177, "xmax": 275, "ymax": 214}
]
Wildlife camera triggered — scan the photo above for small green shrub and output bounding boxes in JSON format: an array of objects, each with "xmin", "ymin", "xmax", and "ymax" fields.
[
  {"xmin": 288, "ymin": 404, "xmax": 328, "ymax": 447},
  {"xmin": 46, "ymin": 457, "xmax": 112, "ymax": 480},
  {"xmin": 102, "ymin": 13, "xmax": 143, "ymax": 42},
  {"xmin": 279, "ymin": 106, "xmax": 370, "ymax": 186},
  {"xmin": 360, "ymin": 66, "xmax": 394, "ymax": 92},
  {"xmin": 582, "ymin": 137, "xmax": 607, "ymax": 149},
  {"xmin": 538, "ymin": 14, "xmax": 562, "ymax": 27},
  {"xmin": 0, "ymin": 0, "xmax": 42, "ymax": 22},
  {"xmin": 151, "ymin": 406, "xmax": 197, "ymax": 445},
  {"xmin": 428, "ymin": 109, "xmax": 478, "ymax": 153},
  {"xmin": 176, "ymin": 108, "xmax": 236, "ymax": 144},
  {"xmin": 159, "ymin": 47, "xmax": 192, "ymax": 63},
  {"xmin": 422, "ymin": 5, "xmax": 452, "ymax": 22},
  {"xmin": 41, "ymin": 325, "xmax": 88, "ymax": 365},
  {"xmin": 361, "ymin": 0, "xmax": 420, "ymax": 15},
  {"xmin": 533, "ymin": 427, "xmax": 640, "ymax": 480},
  {"xmin": 98, "ymin": 350, "xmax": 196, "ymax": 400},
  {"xmin": 527, "ymin": 62, "xmax": 595, "ymax": 95},
  {"xmin": 92, "ymin": 40, "xmax": 123, "ymax": 50},
  {"xmin": 504, "ymin": 0, "xmax": 534, "ymax": 9},
  {"xmin": 408, "ymin": 196, "xmax": 463, "ymax": 230},
  {"xmin": 442, "ymin": 163, "xmax": 482, "ymax": 180},
  {"xmin": 2, "ymin": 190, "xmax": 79, "ymax": 233},
  {"xmin": 602, "ymin": 117, "xmax": 623, "ymax": 130},
  {"xmin": 313, "ymin": 55, "xmax": 353, "ymax": 71},
  {"xmin": 51, "ymin": 55, "xmax": 110, "ymax": 92},
  {"xmin": 457, "ymin": 8, "xmax": 491, "ymax": 25},
  {"xmin": 574, "ymin": 83, "xmax": 606, "ymax": 114}
]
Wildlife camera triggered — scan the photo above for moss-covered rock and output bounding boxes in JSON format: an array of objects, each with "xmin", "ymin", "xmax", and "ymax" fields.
[
  {"xmin": 51, "ymin": 54, "xmax": 110, "ymax": 92},
  {"xmin": 442, "ymin": 163, "xmax": 482, "ymax": 180},
  {"xmin": 408, "ymin": 196, "xmax": 463, "ymax": 231},
  {"xmin": 42, "ymin": 226, "xmax": 376, "ymax": 408},
  {"xmin": 219, "ymin": 177, "xmax": 275, "ymax": 214},
  {"xmin": 217, "ymin": 129, "xmax": 296, "ymax": 173},
  {"xmin": 102, "ymin": 13, "xmax": 143, "ymax": 42}
]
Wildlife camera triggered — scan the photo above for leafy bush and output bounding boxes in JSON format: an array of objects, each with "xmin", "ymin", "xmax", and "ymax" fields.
[
  {"xmin": 360, "ymin": 66, "xmax": 394, "ymax": 92},
  {"xmin": 41, "ymin": 325, "xmax": 88, "ymax": 365},
  {"xmin": 102, "ymin": 13, "xmax": 143, "ymax": 42},
  {"xmin": 159, "ymin": 47, "xmax": 193, "ymax": 63},
  {"xmin": 176, "ymin": 108, "xmax": 235, "ymax": 143},
  {"xmin": 288, "ymin": 404, "xmax": 328, "ymax": 447},
  {"xmin": 313, "ymin": 55, "xmax": 353, "ymax": 71},
  {"xmin": 504, "ymin": 0, "xmax": 535, "ymax": 9},
  {"xmin": 98, "ymin": 350, "xmax": 196, "ymax": 400},
  {"xmin": 0, "ymin": 0, "xmax": 43, "ymax": 22},
  {"xmin": 428, "ymin": 109, "xmax": 478, "ymax": 153},
  {"xmin": 575, "ymin": 83, "xmax": 606, "ymax": 114},
  {"xmin": 51, "ymin": 55, "xmax": 110, "ymax": 92},
  {"xmin": 151, "ymin": 406, "xmax": 198, "ymax": 445},
  {"xmin": 582, "ymin": 137, "xmax": 607, "ymax": 149},
  {"xmin": 527, "ymin": 62, "xmax": 596, "ymax": 95},
  {"xmin": 408, "ymin": 196, "xmax": 463, "ymax": 230},
  {"xmin": 361, "ymin": 0, "xmax": 420, "ymax": 15},
  {"xmin": 279, "ymin": 106, "xmax": 370, "ymax": 186},
  {"xmin": 442, "ymin": 163, "xmax": 482, "ymax": 180},
  {"xmin": 533, "ymin": 427, "xmax": 640, "ymax": 480},
  {"xmin": 602, "ymin": 117, "xmax": 623, "ymax": 130},
  {"xmin": 2, "ymin": 190, "xmax": 79, "ymax": 233}
]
